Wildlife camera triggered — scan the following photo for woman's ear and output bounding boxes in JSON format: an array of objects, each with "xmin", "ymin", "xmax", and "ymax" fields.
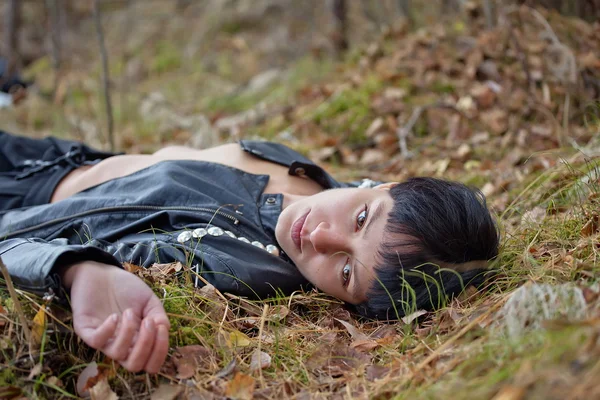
[{"xmin": 373, "ymin": 182, "xmax": 399, "ymax": 191}]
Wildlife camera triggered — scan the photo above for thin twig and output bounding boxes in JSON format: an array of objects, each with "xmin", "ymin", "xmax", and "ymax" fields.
[
  {"xmin": 92, "ymin": 0, "xmax": 115, "ymax": 152},
  {"xmin": 396, "ymin": 106, "xmax": 423, "ymax": 158},
  {"xmin": 396, "ymin": 103, "xmax": 467, "ymax": 158},
  {"xmin": 0, "ymin": 256, "xmax": 32, "ymax": 345}
]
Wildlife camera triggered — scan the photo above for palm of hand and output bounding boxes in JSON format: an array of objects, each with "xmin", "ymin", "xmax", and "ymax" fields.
[{"xmin": 69, "ymin": 262, "xmax": 170, "ymax": 373}]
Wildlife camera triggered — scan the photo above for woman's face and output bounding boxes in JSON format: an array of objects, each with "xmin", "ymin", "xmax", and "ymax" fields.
[{"xmin": 275, "ymin": 184, "xmax": 396, "ymax": 304}]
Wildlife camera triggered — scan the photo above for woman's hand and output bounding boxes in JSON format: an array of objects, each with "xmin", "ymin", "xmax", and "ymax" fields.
[{"xmin": 62, "ymin": 261, "xmax": 170, "ymax": 373}]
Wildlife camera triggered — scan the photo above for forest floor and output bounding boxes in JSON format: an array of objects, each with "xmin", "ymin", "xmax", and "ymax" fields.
[{"xmin": 1, "ymin": 2, "xmax": 600, "ymax": 399}]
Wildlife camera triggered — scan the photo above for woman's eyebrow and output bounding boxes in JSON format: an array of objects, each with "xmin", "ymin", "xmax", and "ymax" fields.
[{"xmin": 363, "ymin": 201, "xmax": 385, "ymax": 238}]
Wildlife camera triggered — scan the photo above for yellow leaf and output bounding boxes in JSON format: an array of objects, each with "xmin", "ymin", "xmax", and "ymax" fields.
[
  {"xmin": 32, "ymin": 305, "xmax": 46, "ymax": 345},
  {"xmin": 229, "ymin": 330, "xmax": 251, "ymax": 348}
]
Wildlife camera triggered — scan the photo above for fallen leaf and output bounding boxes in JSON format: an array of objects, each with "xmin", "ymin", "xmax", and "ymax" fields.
[
  {"xmin": 470, "ymin": 83, "xmax": 496, "ymax": 109},
  {"xmin": 0, "ymin": 386, "xmax": 22, "ymax": 399},
  {"xmin": 27, "ymin": 363, "xmax": 43, "ymax": 380},
  {"xmin": 250, "ymin": 350, "xmax": 272, "ymax": 371},
  {"xmin": 371, "ymin": 325, "xmax": 397, "ymax": 339},
  {"xmin": 267, "ymin": 305, "xmax": 289, "ymax": 322},
  {"xmin": 335, "ymin": 318, "xmax": 370, "ymax": 341},
  {"xmin": 359, "ymin": 149, "xmax": 386, "ymax": 166},
  {"xmin": 89, "ymin": 378, "xmax": 117, "ymax": 400},
  {"xmin": 581, "ymin": 215, "xmax": 599, "ymax": 237},
  {"xmin": 491, "ymin": 385, "xmax": 526, "ymax": 400},
  {"xmin": 122, "ymin": 262, "xmax": 142, "ymax": 273},
  {"xmin": 229, "ymin": 330, "xmax": 252, "ymax": 348},
  {"xmin": 366, "ymin": 365, "xmax": 391, "ymax": 381},
  {"xmin": 521, "ymin": 207, "xmax": 547, "ymax": 227},
  {"xmin": 366, "ymin": 117, "xmax": 385, "ymax": 138},
  {"xmin": 306, "ymin": 344, "xmax": 372, "ymax": 377},
  {"xmin": 225, "ymin": 372, "xmax": 255, "ymax": 400},
  {"xmin": 149, "ymin": 261, "xmax": 183, "ymax": 275},
  {"xmin": 320, "ymin": 331, "xmax": 338, "ymax": 344},
  {"xmin": 150, "ymin": 384, "xmax": 183, "ymax": 400},
  {"xmin": 199, "ymin": 282, "xmax": 217, "ymax": 296},
  {"xmin": 77, "ymin": 362, "xmax": 103, "ymax": 397},
  {"xmin": 401, "ymin": 310, "xmax": 428, "ymax": 324},
  {"xmin": 172, "ymin": 345, "xmax": 214, "ymax": 379},
  {"xmin": 350, "ymin": 339, "xmax": 380, "ymax": 352},
  {"xmin": 32, "ymin": 305, "xmax": 46, "ymax": 345},
  {"xmin": 480, "ymin": 108, "xmax": 508, "ymax": 135},
  {"xmin": 215, "ymin": 359, "xmax": 238, "ymax": 379}
]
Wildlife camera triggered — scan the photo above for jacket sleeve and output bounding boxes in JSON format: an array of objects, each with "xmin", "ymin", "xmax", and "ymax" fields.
[{"xmin": 0, "ymin": 238, "xmax": 122, "ymax": 298}]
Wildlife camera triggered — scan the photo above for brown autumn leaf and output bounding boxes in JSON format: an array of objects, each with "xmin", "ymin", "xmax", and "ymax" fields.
[
  {"xmin": 366, "ymin": 365, "xmax": 391, "ymax": 382},
  {"xmin": 0, "ymin": 386, "xmax": 22, "ymax": 399},
  {"xmin": 306, "ymin": 344, "xmax": 372, "ymax": 377},
  {"xmin": 470, "ymin": 83, "xmax": 497, "ymax": 109},
  {"xmin": 581, "ymin": 215, "xmax": 599, "ymax": 237},
  {"xmin": 320, "ymin": 331, "xmax": 339, "ymax": 344},
  {"xmin": 370, "ymin": 325, "xmax": 397, "ymax": 339},
  {"xmin": 335, "ymin": 318, "xmax": 370, "ymax": 341},
  {"xmin": 225, "ymin": 372, "xmax": 255, "ymax": 400},
  {"xmin": 171, "ymin": 345, "xmax": 215, "ymax": 379},
  {"xmin": 480, "ymin": 108, "xmax": 508, "ymax": 135},
  {"xmin": 150, "ymin": 384, "xmax": 184, "ymax": 400},
  {"xmin": 149, "ymin": 261, "xmax": 183, "ymax": 275},
  {"xmin": 350, "ymin": 339, "xmax": 380, "ymax": 352},
  {"xmin": 122, "ymin": 262, "xmax": 142, "ymax": 273}
]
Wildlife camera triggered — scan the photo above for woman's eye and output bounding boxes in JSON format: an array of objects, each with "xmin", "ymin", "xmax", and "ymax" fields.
[
  {"xmin": 356, "ymin": 205, "xmax": 368, "ymax": 229},
  {"xmin": 342, "ymin": 263, "xmax": 351, "ymax": 283}
]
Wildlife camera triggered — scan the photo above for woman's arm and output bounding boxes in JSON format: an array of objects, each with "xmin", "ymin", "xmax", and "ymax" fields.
[
  {"xmin": 61, "ymin": 262, "xmax": 170, "ymax": 373},
  {"xmin": 0, "ymin": 237, "xmax": 170, "ymax": 374}
]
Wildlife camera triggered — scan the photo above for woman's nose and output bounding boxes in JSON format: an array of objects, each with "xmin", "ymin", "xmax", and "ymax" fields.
[{"xmin": 309, "ymin": 222, "xmax": 349, "ymax": 254}]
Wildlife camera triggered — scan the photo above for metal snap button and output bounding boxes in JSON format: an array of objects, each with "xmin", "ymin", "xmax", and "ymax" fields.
[
  {"xmin": 266, "ymin": 197, "xmax": 277, "ymax": 205},
  {"xmin": 294, "ymin": 167, "xmax": 306, "ymax": 176}
]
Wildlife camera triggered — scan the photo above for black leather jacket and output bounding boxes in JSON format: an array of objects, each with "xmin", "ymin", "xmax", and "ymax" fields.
[{"xmin": 1, "ymin": 141, "xmax": 364, "ymax": 300}]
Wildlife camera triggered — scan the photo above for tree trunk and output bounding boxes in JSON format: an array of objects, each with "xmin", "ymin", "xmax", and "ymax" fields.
[
  {"xmin": 482, "ymin": 0, "xmax": 496, "ymax": 29},
  {"xmin": 331, "ymin": 0, "xmax": 348, "ymax": 54},
  {"xmin": 3, "ymin": 0, "xmax": 22, "ymax": 75}
]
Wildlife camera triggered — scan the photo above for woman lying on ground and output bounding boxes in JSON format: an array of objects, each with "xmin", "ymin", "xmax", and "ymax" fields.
[{"xmin": 0, "ymin": 131, "xmax": 499, "ymax": 374}]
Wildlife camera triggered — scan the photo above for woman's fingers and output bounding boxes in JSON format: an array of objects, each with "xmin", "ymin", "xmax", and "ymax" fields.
[
  {"xmin": 103, "ymin": 309, "xmax": 139, "ymax": 361},
  {"xmin": 120, "ymin": 318, "xmax": 156, "ymax": 372},
  {"xmin": 80, "ymin": 313, "xmax": 119, "ymax": 350},
  {"xmin": 143, "ymin": 324, "xmax": 170, "ymax": 374}
]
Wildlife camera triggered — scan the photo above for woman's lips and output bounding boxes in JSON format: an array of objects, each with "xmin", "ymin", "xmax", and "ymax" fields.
[{"xmin": 291, "ymin": 210, "xmax": 310, "ymax": 252}]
